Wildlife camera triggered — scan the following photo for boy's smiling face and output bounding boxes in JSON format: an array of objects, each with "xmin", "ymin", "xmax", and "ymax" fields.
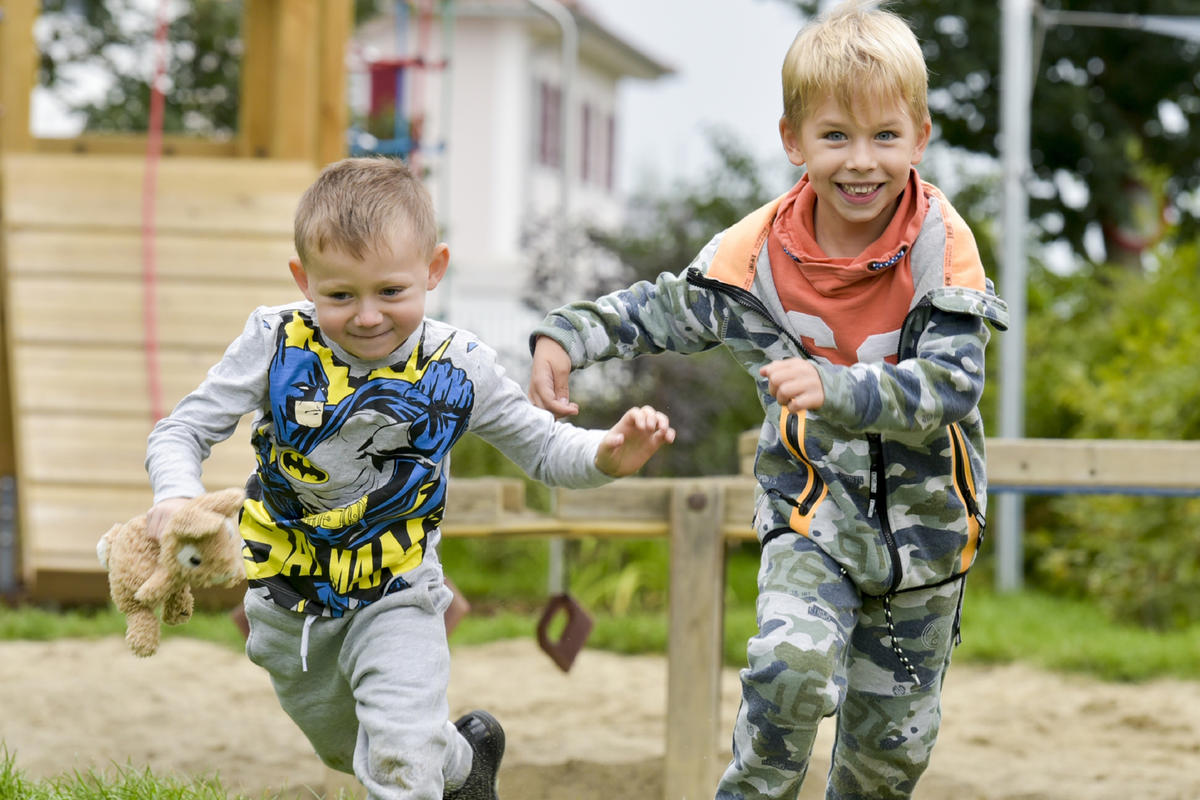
[
  {"xmin": 289, "ymin": 229, "xmax": 449, "ymax": 361},
  {"xmin": 781, "ymin": 92, "xmax": 931, "ymax": 257}
]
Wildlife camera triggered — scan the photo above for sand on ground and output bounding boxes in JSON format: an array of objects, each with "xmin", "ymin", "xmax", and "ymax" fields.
[{"xmin": 2, "ymin": 635, "xmax": 1199, "ymax": 799}]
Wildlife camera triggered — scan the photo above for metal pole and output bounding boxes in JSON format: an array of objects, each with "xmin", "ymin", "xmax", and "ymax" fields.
[{"xmin": 997, "ymin": 0, "xmax": 1033, "ymax": 591}]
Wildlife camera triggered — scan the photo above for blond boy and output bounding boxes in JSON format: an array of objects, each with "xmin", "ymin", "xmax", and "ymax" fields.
[{"xmin": 529, "ymin": 2, "xmax": 1007, "ymax": 797}]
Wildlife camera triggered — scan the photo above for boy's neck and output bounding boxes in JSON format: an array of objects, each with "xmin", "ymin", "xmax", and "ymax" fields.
[{"xmin": 812, "ymin": 196, "xmax": 902, "ymax": 259}]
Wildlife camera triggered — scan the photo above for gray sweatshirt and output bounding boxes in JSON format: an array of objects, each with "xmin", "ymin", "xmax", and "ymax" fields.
[{"xmin": 147, "ymin": 303, "xmax": 608, "ymax": 616}]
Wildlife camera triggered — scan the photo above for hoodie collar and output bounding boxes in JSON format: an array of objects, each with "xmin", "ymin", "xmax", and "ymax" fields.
[{"xmin": 773, "ymin": 168, "xmax": 928, "ymax": 277}]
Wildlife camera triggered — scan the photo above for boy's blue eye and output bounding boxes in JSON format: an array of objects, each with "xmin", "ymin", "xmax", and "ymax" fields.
[
  {"xmin": 825, "ymin": 131, "xmax": 846, "ymax": 142},
  {"xmin": 877, "ymin": 131, "xmax": 898, "ymax": 141},
  {"xmin": 381, "ymin": 287, "xmax": 406, "ymax": 298}
]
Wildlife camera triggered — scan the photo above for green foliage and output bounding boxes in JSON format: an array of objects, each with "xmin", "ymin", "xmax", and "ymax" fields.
[
  {"xmin": 39, "ymin": 0, "xmax": 244, "ymax": 136},
  {"xmin": 1019, "ymin": 242, "xmax": 1200, "ymax": 629}
]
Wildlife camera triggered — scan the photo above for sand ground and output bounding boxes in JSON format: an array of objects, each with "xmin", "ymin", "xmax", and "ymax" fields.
[{"xmin": 2, "ymin": 635, "xmax": 1199, "ymax": 799}]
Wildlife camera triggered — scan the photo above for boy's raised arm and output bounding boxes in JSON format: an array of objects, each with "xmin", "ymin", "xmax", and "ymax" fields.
[{"xmin": 529, "ymin": 336, "xmax": 579, "ymax": 418}]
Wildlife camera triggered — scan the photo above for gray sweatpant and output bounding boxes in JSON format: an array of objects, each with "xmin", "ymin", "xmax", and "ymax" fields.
[{"xmin": 243, "ymin": 568, "xmax": 473, "ymax": 799}]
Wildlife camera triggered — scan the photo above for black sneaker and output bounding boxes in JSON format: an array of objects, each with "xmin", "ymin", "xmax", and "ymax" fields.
[{"xmin": 446, "ymin": 710, "xmax": 505, "ymax": 800}]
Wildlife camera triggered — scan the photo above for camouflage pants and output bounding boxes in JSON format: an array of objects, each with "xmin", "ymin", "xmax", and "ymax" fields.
[{"xmin": 716, "ymin": 532, "xmax": 965, "ymax": 800}]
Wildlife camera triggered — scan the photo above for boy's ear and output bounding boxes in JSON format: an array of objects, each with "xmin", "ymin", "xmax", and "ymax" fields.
[
  {"xmin": 288, "ymin": 257, "xmax": 313, "ymax": 300},
  {"xmin": 779, "ymin": 117, "xmax": 805, "ymax": 167},
  {"xmin": 911, "ymin": 117, "xmax": 933, "ymax": 166},
  {"xmin": 426, "ymin": 243, "xmax": 450, "ymax": 290}
]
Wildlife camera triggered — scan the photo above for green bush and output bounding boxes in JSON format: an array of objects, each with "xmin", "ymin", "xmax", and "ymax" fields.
[{"xmin": 1020, "ymin": 242, "xmax": 1200, "ymax": 629}]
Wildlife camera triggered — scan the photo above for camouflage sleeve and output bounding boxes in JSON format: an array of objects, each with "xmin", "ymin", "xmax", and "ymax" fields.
[
  {"xmin": 814, "ymin": 307, "xmax": 991, "ymax": 434},
  {"xmin": 532, "ymin": 251, "xmax": 724, "ymax": 368}
]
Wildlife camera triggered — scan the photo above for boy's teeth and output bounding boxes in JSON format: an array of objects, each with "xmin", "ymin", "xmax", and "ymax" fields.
[{"xmin": 842, "ymin": 184, "xmax": 879, "ymax": 195}]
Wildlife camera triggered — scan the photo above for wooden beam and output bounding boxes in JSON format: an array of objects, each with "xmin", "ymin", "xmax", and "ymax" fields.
[
  {"xmin": 0, "ymin": 0, "xmax": 36, "ymax": 153},
  {"xmin": 664, "ymin": 482, "xmax": 726, "ymax": 800},
  {"xmin": 34, "ymin": 134, "xmax": 237, "ymax": 158},
  {"xmin": 987, "ymin": 438, "xmax": 1200, "ymax": 492},
  {"xmin": 741, "ymin": 429, "xmax": 1200, "ymax": 493}
]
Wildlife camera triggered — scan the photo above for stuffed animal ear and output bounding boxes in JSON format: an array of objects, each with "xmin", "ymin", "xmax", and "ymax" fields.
[
  {"xmin": 193, "ymin": 487, "xmax": 246, "ymax": 517},
  {"xmin": 172, "ymin": 509, "xmax": 231, "ymax": 541},
  {"xmin": 167, "ymin": 488, "xmax": 244, "ymax": 540}
]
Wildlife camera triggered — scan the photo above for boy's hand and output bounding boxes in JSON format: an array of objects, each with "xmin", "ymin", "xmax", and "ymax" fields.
[
  {"xmin": 146, "ymin": 497, "xmax": 191, "ymax": 542},
  {"xmin": 529, "ymin": 336, "xmax": 579, "ymax": 418},
  {"xmin": 595, "ymin": 405, "xmax": 676, "ymax": 477},
  {"xmin": 761, "ymin": 358, "xmax": 825, "ymax": 412}
]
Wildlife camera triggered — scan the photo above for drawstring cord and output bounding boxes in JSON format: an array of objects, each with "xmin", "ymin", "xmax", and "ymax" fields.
[
  {"xmin": 882, "ymin": 594, "xmax": 921, "ymax": 687},
  {"xmin": 300, "ymin": 614, "xmax": 316, "ymax": 672}
]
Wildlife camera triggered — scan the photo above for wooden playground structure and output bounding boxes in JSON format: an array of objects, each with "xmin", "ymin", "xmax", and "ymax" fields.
[{"xmin": 3, "ymin": 4, "xmax": 1200, "ymax": 799}]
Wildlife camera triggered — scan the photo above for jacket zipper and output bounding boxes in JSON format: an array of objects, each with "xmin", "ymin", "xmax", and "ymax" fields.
[
  {"xmin": 948, "ymin": 423, "xmax": 986, "ymax": 533},
  {"xmin": 868, "ymin": 433, "xmax": 903, "ymax": 593},
  {"xmin": 686, "ymin": 267, "xmax": 813, "ymax": 358}
]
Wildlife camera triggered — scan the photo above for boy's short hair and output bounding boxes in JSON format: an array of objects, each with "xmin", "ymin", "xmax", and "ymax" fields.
[
  {"xmin": 294, "ymin": 157, "xmax": 437, "ymax": 265},
  {"xmin": 781, "ymin": 0, "xmax": 928, "ymax": 132}
]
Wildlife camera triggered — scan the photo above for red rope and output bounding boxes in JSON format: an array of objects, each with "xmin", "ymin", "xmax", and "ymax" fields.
[{"xmin": 142, "ymin": 0, "xmax": 169, "ymax": 423}]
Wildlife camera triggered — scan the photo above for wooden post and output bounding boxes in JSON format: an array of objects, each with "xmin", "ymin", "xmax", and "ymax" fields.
[
  {"xmin": 0, "ymin": 0, "xmax": 37, "ymax": 153},
  {"xmin": 665, "ymin": 481, "xmax": 726, "ymax": 800},
  {"xmin": 237, "ymin": 0, "xmax": 278, "ymax": 159},
  {"xmin": 315, "ymin": 0, "xmax": 352, "ymax": 167},
  {"xmin": 270, "ymin": 0, "xmax": 319, "ymax": 161},
  {"xmin": 238, "ymin": 0, "xmax": 346, "ymax": 167}
]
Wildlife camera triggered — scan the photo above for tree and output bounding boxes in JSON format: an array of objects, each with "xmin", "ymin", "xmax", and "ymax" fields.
[
  {"xmin": 38, "ymin": 0, "xmax": 243, "ymax": 136},
  {"xmin": 782, "ymin": 0, "xmax": 1200, "ymax": 263}
]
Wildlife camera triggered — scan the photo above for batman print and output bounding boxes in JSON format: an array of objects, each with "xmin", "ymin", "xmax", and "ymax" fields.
[{"xmin": 241, "ymin": 311, "xmax": 474, "ymax": 616}]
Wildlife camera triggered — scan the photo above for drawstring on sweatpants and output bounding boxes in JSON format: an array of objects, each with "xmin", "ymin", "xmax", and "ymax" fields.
[
  {"xmin": 882, "ymin": 595, "xmax": 921, "ymax": 687},
  {"xmin": 300, "ymin": 614, "xmax": 316, "ymax": 672}
]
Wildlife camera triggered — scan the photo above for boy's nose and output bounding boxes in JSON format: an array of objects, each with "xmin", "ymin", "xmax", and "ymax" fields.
[
  {"xmin": 846, "ymin": 140, "xmax": 877, "ymax": 170},
  {"xmin": 355, "ymin": 304, "xmax": 383, "ymax": 327}
]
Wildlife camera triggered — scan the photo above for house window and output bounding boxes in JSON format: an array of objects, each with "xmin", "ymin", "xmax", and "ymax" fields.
[
  {"xmin": 605, "ymin": 113, "xmax": 616, "ymax": 191},
  {"xmin": 537, "ymin": 80, "xmax": 562, "ymax": 168},
  {"xmin": 581, "ymin": 102, "xmax": 593, "ymax": 182}
]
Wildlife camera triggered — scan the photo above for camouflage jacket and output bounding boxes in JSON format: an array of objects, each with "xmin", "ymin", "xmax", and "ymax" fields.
[{"xmin": 534, "ymin": 182, "xmax": 1009, "ymax": 595}]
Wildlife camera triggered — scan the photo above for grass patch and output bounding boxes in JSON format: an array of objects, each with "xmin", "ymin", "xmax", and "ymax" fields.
[
  {"xmin": 0, "ymin": 746, "xmax": 329, "ymax": 800},
  {"xmin": 0, "ymin": 605, "xmax": 248, "ymax": 653},
  {"xmin": 955, "ymin": 585, "xmax": 1200, "ymax": 682}
]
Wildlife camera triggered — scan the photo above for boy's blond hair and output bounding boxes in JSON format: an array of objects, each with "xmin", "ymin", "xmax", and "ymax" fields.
[
  {"xmin": 294, "ymin": 157, "xmax": 438, "ymax": 265},
  {"xmin": 781, "ymin": 0, "xmax": 928, "ymax": 132}
]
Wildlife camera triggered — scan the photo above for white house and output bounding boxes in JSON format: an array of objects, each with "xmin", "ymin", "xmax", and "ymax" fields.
[{"xmin": 353, "ymin": 0, "xmax": 672, "ymax": 370}]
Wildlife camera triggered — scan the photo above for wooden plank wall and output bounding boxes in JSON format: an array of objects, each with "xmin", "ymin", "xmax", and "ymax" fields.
[{"xmin": 1, "ymin": 153, "xmax": 316, "ymax": 593}]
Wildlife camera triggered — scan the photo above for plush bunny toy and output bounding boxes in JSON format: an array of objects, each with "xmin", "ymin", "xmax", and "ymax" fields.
[{"xmin": 97, "ymin": 488, "xmax": 246, "ymax": 656}]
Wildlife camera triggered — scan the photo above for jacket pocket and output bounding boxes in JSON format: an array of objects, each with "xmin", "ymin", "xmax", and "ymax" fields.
[
  {"xmin": 947, "ymin": 422, "xmax": 985, "ymax": 572},
  {"xmin": 776, "ymin": 407, "xmax": 828, "ymax": 536}
]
